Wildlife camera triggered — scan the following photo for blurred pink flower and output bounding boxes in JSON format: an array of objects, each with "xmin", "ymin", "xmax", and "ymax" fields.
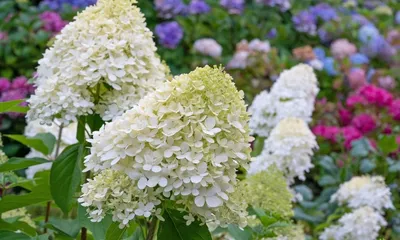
[
  {"xmin": 40, "ymin": 11, "xmax": 67, "ymax": 34},
  {"xmin": 338, "ymin": 108, "xmax": 352, "ymax": 125},
  {"xmin": 382, "ymin": 125, "xmax": 392, "ymax": 134},
  {"xmin": 330, "ymin": 38, "xmax": 357, "ymax": 59},
  {"xmin": 346, "ymin": 94, "xmax": 367, "ymax": 108},
  {"xmin": 351, "ymin": 113, "xmax": 376, "ymax": 134},
  {"xmin": 312, "ymin": 125, "xmax": 341, "ymax": 142},
  {"xmin": 389, "ymin": 99, "xmax": 400, "ymax": 121},
  {"xmin": 342, "ymin": 126, "xmax": 363, "ymax": 149},
  {"xmin": 0, "ymin": 32, "xmax": 8, "ymax": 41},
  {"xmin": 378, "ymin": 76, "xmax": 396, "ymax": 90},
  {"xmin": 358, "ymin": 84, "xmax": 393, "ymax": 107},
  {"xmin": 0, "ymin": 78, "xmax": 10, "ymax": 91},
  {"xmin": 348, "ymin": 68, "xmax": 366, "ymax": 89}
]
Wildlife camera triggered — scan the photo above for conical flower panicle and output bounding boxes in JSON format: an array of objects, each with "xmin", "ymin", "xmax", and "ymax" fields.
[
  {"xmin": 28, "ymin": 0, "xmax": 168, "ymax": 124},
  {"xmin": 80, "ymin": 66, "xmax": 252, "ymax": 228}
]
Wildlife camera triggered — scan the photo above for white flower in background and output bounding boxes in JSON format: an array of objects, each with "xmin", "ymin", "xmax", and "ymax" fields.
[
  {"xmin": 27, "ymin": 0, "xmax": 168, "ymax": 125},
  {"xmin": 319, "ymin": 206, "xmax": 386, "ymax": 240},
  {"xmin": 81, "ymin": 66, "xmax": 252, "ymax": 228},
  {"xmin": 249, "ymin": 117, "xmax": 317, "ymax": 183},
  {"xmin": 24, "ymin": 120, "xmax": 78, "ymax": 179},
  {"xmin": 194, "ymin": 38, "xmax": 223, "ymax": 58},
  {"xmin": 331, "ymin": 176, "xmax": 394, "ymax": 212},
  {"xmin": 249, "ymin": 64, "xmax": 319, "ymax": 137},
  {"xmin": 308, "ymin": 59, "xmax": 324, "ymax": 70},
  {"xmin": 248, "ymin": 39, "xmax": 271, "ymax": 53}
]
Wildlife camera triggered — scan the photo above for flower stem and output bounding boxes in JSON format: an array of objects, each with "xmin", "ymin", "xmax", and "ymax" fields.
[
  {"xmin": 146, "ymin": 217, "xmax": 159, "ymax": 240},
  {"xmin": 81, "ymin": 227, "xmax": 87, "ymax": 240}
]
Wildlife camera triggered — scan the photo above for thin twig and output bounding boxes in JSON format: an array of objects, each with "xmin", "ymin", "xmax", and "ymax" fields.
[{"xmin": 146, "ymin": 217, "xmax": 159, "ymax": 240}]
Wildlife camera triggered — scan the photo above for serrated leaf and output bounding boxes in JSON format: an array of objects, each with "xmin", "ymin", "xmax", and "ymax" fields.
[
  {"xmin": 5, "ymin": 134, "xmax": 50, "ymax": 155},
  {"xmin": 158, "ymin": 209, "xmax": 212, "ymax": 240},
  {"xmin": 50, "ymin": 144, "xmax": 83, "ymax": 213},
  {"xmin": 0, "ymin": 157, "xmax": 49, "ymax": 172}
]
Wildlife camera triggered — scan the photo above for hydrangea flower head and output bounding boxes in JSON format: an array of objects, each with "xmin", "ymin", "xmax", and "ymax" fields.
[
  {"xmin": 312, "ymin": 125, "xmax": 340, "ymax": 142},
  {"xmin": 28, "ymin": 0, "xmax": 168, "ymax": 124},
  {"xmin": 194, "ymin": 38, "xmax": 222, "ymax": 58},
  {"xmin": 320, "ymin": 206, "xmax": 387, "ymax": 240},
  {"xmin": 331, "ymin": 176, "xmax": 394, "ymax": 212},
  {"xmin": 155, "ymin": 0, "xmax": 187, "ymax": 19},
  {"xmin": 292, "ymin": 10, "xmax": 316, "ymax": 35},
  {"xmin": 358, "ymin": 84, "xmax": 393, "ymax": 107},
  {"xmin": 249, "ymin": 64, "xmax": 319, "ymax": 137},
  {"xmin": 341, "ymin": 126, "xmax": 362, "ymax": 149},
  {"xmin": 249, "ymin": 118, "xmax": 317, "ymax": 183},
  {"xmin": 155, "ymin": 21, "xmax": 184, "ymax": 49},
  {"xmin": 80, "ymin": 66, "xmax": 252, "ymax": 228},
  {"xmin": 351, "ymin": 114, "xmax": 376, "ymax": 134},
  {"xmin": 389, "ymin": 99, "xmax": 400, "ymax": 121}
]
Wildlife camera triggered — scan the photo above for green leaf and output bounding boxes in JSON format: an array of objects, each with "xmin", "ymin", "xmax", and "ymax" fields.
[
  {"xmin": 5, "ymin": 135, "xmax": 50, "ymax": 155},
  {"xmin": 33, "ymin": 133, "xmax": 56, "ymax": 155},
  {"xmin": 378, "ymin": 135, "xmax": 398, "ymax": 155},
  {"xmin": 0, "ymin": 100, "xmax": 28, "ymax": 114},
  {"xmin": 389, "ymin": 161, "xmax": 400, "ymax": 172},
  {"xmin": 0, "ymin": 219, "xmax": 37, "ymax": 237},
  {"xmin": 318, "ymin": 156, "xmax": 338, "ymax": 175},
  {"xmin": 78, "ymin": 205, "xmax": 113, "ymax": 240},
  {"xmin": 360, "ymin": 159, "xmax": 376, "ymax": 173},
  {"xmin": 227, "ymin": 224, "xmax": 252, "ymax": 240},
  {"xmin": 87, "ymin": 114, "xmax": 104, "ymax": 132},
  {"xmin": 318, "ymin": 175, "xmax": 338, "ymax": 186},
  {"xmin": 350, "ymin": 138, "xmax": 371, "ymax": 157},
  {"xmin": 0, "ymin": 171, "xmax": 52, "ymax": 213},
  {"xmin": 47, "ymin": 218, "xmax": 80, "ymax": 237},
  {"xmin": 0, "ymin": 157, "xmax": 49, "ymax": 172},
  {"xmin": 0, "ymin": 231, "xmax": 31, "ymax": 240},
  {"xmin": 105, "ymin": 222, "xmax": 126, "ymax": 240},
  {"xmin": 50, "ymin": 144, "xmax": 83, "ymax": 213},
  {"xmin": 294, "ymin": 185, "xmax": 313, "ymax": 201},
  {"xmin": 158, "ymin": 209, "xmax": 212, "ymax": 240}
]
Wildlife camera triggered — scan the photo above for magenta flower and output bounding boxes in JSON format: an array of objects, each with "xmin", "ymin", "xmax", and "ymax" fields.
[
  {"xmin": 351, "ymin": 113, "xmax": 376, "ymax": 134},
  {"xmin": 346, "ymin": 94, "xmax": 367, "ymax": 108},
  {"xmin": 0, "ymin": 78, "xmax": 10, "ymax": 91},
  {"xmin": 312, "ymin": 125, "xmax": 341, "ymax": 142},
  {"xmin": 358, "ymin": 84, "xmax": 393, "ymax": 107},
  {"xmin": 389, "ymin": 99, "xmax": 400, "ymax": 121},
  {"xmin": 338, "ymin": 108, "xmax": 352, "ymax": 125},
  {"xmin": 40, "ymin": 11, "xmax": 67, "ymax": 34},
  {"xmin": 342, "ymin": 126, "xmax": 363, "ymax": 149}
]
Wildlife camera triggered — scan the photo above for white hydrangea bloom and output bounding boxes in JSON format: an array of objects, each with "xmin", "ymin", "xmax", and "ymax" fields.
[
  {"xmin": 80, "ymin": 66, "xmax": 252, "ymax": 228},
  {"xmin": 194, "ymin": 38, "xmax": 223, "ymax": 58},
  {"xmin": 249, "ymin": 64, "xmax": 319, "ymax": 137},
  {"xmin": 249, "ymin": 117, "xmax": 317, "ymax": 183},
  {"xmin": 331, "ymin": 176, "xmax": 394, "ymax": 212},
  {"xmin": 27, "ymin": 0, "xmax": 168, "ymax": 124},
  {"xmin": 24, "ymin": 120, "xmax": 78, "ymax": 178},
  {"xmin": 319, "ymin": 206, "xmax": 386, "ymax": 240}
]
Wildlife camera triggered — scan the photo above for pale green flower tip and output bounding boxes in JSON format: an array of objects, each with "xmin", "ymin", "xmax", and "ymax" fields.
[
  {"xmin": 2, "ymin": 208, "xmax": 36, "ymax": 228},
  {"xmin": 238, "ymin": 166, "xmax": 294, "ymax": 219},
  {"xmin": 271, "ymin": 224, "xmax": 305, "ymax": 240}
]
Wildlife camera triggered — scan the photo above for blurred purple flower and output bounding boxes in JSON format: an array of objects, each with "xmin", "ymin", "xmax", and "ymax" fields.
[
  {"xmin": 317, "ymin": 28, "xmax": 333, "ymax": 43},
  {"xmin": 267, "ymin": 28, "xmax": 277, "ymax": 39},
  {"xmin": 155, "ymin": 0, "xmax": 187, "ymax": 19},
  {"xmin": 40, "ymin": 11, "xmax": 67, "ymax": 34},
  {"xmin": 220, "ymin": 0, "xmax": 245, "ymax": 14},
  {"xmin": 0, "ymin": 32, "xmax": 8, "ymax": 41},
  {"xmin": 350, "ymin": 53, "xmax": 369, "ymax": 65},
  {"xmin": 292, "ymin": 10, "xmax": 317, "ymax": 35},
  {"xmin": 155, "ymin": 21, "xmax": 183, "ymax": 49},
  {"xmin": 311, "ymin": 3, "xmax": 337, "ymax": 22},
  {"xmin": 358, "ymin": 24, "xmax": 380, "ymax": 44},
  {"xmin": 360, "ymin": 35, "xmax": 396, "ymax": 61},
  {"xmin": 351, "ymin": 14, "xmax": 371, "ymax": 26},
  {"xmin": 255, "ymin": 0, "xmax": 291, "ymax": 12},
  {"xmin": 188, "ymin": 0, "xmax": 210, "ymax": 15},
  {"xmin": 378, "ymin": 76, "xmax": 396, "ymax": 90},
  {"xmin": 396, "ymin": 11, "xmax": 400, "ymax": 24},
  {"xmin": 41, "ymin": 0, "xmax": 96, "ymax": 11},
  {"xmin": 0, "ymin": 78, "xmax": 10, "ymax": 92}
]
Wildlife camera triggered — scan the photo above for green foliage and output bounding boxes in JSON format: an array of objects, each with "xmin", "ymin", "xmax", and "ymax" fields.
[
  {"xmin": 5, "ymin": 134, "xmax": 55, "ymax": 156},
  {"xmin": 0, "ymin": 100, "xmax": 28, "ymax": 114},
  {"xmin": 0, "ymin": 157, "xmax": 48, "ymax": 172}
]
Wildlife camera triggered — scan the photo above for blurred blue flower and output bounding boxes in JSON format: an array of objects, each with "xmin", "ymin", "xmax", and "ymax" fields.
[
  {"xmin": 360, "ymin": 35, "xmax": 396, "ymax": 61},
  {"xmin": 220, "ymin": 0, "xmax": 245, "ymax": 14},
  {"xmin": 267, "ymin": 28, "xmax": 277, "ymax": 39},
  {"xmin": 350, "ymin": 53, "xmax": 370, "ymax": 65},
  {"xmin": 155, "ymin": 0, "xmax": 187, "ymax": 19},
  {"xmin": 41, "ymin": 0, "xmax": 96, "ymax": 11},
  {"xmin": 351, "ymin": 14, "xmax": 371, "ymax": 26},
  {"xmin": 311, "ymin": 3, "xmax": 337, "ymax": 22},
  {"xmin": 188, "ymin": 0, "xmax": 211, "ymax": 15},
  {"xmin": 155, "ymin": 21, "xmax": 183, "ymax": 49},
  {"xmin": 292, "ymin": 10, "xmax": 317, "ymax": 35},
  {"xmin": 313, "ymin": 47, "xmax": 325, "ymax": 60},
  {"xmin": 256, "ymin": 0, "xmax": 291, "ymax": 12},
  {"xmin": 318, "ymin": 28, "xmax": 333, "ymax": 43},
  {"xmin": 323, "ymin": 57, "xmax": 338, "ymax": 76},
  {"xmin": 358, "ymin": 24, "xmax": 380, "ymax": 44},
  {"xmin": 396, "ymin": 11, "xmax": 400, "ymax": 24},
  {"xmin": 367, "ymin": 68, "xmax": 375, "ymax": 82}
]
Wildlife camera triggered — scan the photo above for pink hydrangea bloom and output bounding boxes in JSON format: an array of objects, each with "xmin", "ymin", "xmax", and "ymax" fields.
[
  {"xmin": 358, "ymin": 84, "xmax": 393, "ymax": 107},
  {"xmin": 389, "ymin": 99, "xmax": 400, "ymax": 121},
  {"xmin": 10, "ymin": 76, "xmax": 34, "ymax": 95},
  {"xmin": 378, "ymin": 76, "xmax": 396, "ymax": 90},
  {"xmin": 40, "ymin": 11, "xmax": 67, "ymax": 34},
  {"xmin": 383, "ymin": 125, "xmax": 392, "ymax": 134},
  {"xmin": 351, "ymin": 113, "xmax": 376, "ymax": 134},
  {"xmin": 346, "ymin": 94, "xmax": 367, "ymax": 108},
  {"xmin": 342, "ymin": 126, "xmax": 363, "ymax": 149},
  {"xmin": 338, "ymin": 108, "xmax": 352, "ymax": 125},
  {"xmin": 348, "ymin": 68, "xmax": 366, "ymax": 89},
  {"xmin": 330, "ymin": 39, "xmax": 357, "ymax": 59},
  {"xmin": 0, "ymin": 78, "xmax": 10, "ymax": 91},
  {"xmin": 312, "ymin": 125, "xmax": 341, "ymax": 142}
]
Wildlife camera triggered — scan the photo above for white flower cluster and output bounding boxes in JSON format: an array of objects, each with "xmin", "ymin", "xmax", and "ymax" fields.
[
  {"xmin": 227, "ymin": 39, "xmax": 271, "ymax": 69},
  {"xmin": 249, "ymin": 117, "xmax": 317, "ymax": 183},
  {"xmin": 24, "ymin": 120, "xmax": 78, "ymax": 179},
  {"xmin": 320, "ymin": 206, "xmax": 387, "ymax": 240},
  {"xmin": 249, "ymin": 64, "xmax": 319, "ymax": 137},
  {"xmin": 194, "ymin": 38, "xmax": 223, "ymax": 58},
  {"xmin": 27, "ymin": 0, "xmax": 168, "ymax": 124},
  {"xmin": 331, "ymin": 176, "xmax": 394, "ymax": 212},
  {"xmin": 79, "ymin": 66, "xmax": 252, "ymax": 228}
]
